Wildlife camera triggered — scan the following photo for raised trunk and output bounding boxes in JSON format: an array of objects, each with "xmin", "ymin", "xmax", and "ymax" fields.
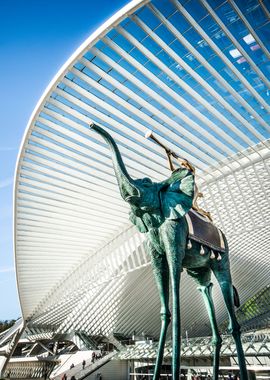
[{"xmin": 90, "ymin": 123, "xmax": 139, "ymax": 201}]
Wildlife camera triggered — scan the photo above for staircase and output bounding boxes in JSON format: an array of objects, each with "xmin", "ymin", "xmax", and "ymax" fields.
[
  {"xmin": 52, "ymin": 351, "xmax": 117, "ymax": 380},
  {"xmin": 74, "ymin": 331, "xmax": 99, "ymax": 350},
  {"xmin": 108, "ymin": 333, "xmax": 126, "ymax": 351}
]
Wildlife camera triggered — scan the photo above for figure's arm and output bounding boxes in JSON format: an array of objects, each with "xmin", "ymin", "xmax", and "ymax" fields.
[
  {"xmin": 166, "ymin": 150, "xmax": 195, "ymax": 176},
  {"xmin": 174, "ymin": 157, "xmax": 195, "ymax": 174},
  {"xmin": 166, "ymin": 150, "xmax": 175, "ymax": 172}
]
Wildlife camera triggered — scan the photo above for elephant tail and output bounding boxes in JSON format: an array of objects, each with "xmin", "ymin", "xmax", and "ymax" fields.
[{"xmin": 233, "ymin": 285, "xmax": 240, "ymax": 308}]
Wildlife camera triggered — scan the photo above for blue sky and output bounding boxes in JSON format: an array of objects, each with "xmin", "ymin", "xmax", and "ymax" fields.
[{"xmin": 0, "ymin": 0, "xmax": 129, "ymax": 320}]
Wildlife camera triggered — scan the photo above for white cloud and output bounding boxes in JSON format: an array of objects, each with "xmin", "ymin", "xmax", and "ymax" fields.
[
  {"xmin": 0, "ymin": 177, "xmax": 13, "ymax": 189},
  {"xmin": 0, "ymin": 266, "xmax": 14, "ymax": 273}
]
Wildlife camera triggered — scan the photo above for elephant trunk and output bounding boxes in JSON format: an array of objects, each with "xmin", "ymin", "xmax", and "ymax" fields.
[{"xmin": 90, "ymin": 123, "xmax": 139, "ymax": 201}]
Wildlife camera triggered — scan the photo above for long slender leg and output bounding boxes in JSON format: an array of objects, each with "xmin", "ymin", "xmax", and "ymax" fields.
[
  {"xmin": 147, "ymin": 239, "xmax": 170, "ymax": 380},
  {"xmin": 161, "ymin": 220, "xmax": 187, "ymax": 380},
  {"xmin": 199, "ymin": 284, "xmax": 222, "ymax": 380},
  {"xmin": 170, "ymin": 264, "xmax": 181, "ymax": 380},
  {"xmin": 212, "ymin": 257, "xmax": 248, "ymax": 380},
  {"xmin": 187, "ymin": 268, "xmax": 222, "ymax": 380}
]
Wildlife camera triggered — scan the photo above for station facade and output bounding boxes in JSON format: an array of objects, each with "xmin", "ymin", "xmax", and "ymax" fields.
[{"xmin": 1, "ymin": 0, "xmax": 269, "ymax": 378}]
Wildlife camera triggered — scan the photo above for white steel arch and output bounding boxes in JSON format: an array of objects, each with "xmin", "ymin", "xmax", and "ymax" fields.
[{"xmin": 14, "ymin": 0, "xmax": 270, "ymax": 339}]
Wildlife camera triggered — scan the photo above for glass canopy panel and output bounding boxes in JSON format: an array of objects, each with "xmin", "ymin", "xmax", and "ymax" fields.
[
  {"xmin": 179, "ymin": 5, "xmax": 270, "ymax": 134},
  {"xmin": 200, "ymin": 3, "xmax": 269, "ymax": 97},
  {"xmin": 230, "ymin": 0, "xmax": 270, "ymax": 40},
  {"xmin": 214, "ymin": 2, "xmax": 270, "ymax": 80},
  {"xmin": 135, "ymin": 2, "xmax": 270, "ymax": 142}
]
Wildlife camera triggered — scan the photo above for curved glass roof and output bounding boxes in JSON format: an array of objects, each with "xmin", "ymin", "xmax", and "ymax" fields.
[{"xmin": 14, "ymin": 0, "xmax": 270, "ymax": 338}]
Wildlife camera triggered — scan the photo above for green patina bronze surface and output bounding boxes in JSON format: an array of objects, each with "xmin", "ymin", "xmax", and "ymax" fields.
[{"xmin": 91, "ymin": 124, "xmax": 248, "ymax": 380}]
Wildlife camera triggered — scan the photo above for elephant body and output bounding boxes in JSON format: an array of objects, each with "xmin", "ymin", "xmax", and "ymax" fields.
[{"xmin": 90, "ymin": 124, "xmax": 248, "ymax": 380}]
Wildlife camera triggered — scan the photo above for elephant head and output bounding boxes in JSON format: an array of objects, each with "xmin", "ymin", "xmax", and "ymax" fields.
[{"xmin": 90, "ymin": 124, "xmax": 194, "ymax": 233}]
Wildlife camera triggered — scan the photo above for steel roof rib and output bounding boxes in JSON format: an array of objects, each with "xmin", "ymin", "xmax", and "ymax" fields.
[
  {"xmin": 72, "ymin": 65, "xmax": 226, "ymax": 160},
  {"xmin": 86, "ymin": 50, "xmax": 244, "ymax": 153},
  {"xmin": 19, "ymin": 181, "xmax": 126, "ymax": 215},
  {"xmin": 41, "ymin": 107, "xmax": 169, "ymax": 176},
  {"xmin": 49, "ymin": 88, "xmax": 194, "ymax": 174},
  {"xmin": 60, "ymin": 76, "xmax": 216, "ymax": 165},
  {"xmin": 14, "ymin": 0, "xmax": 270, "ymax": 340},
  {"xmin": 77, "ymin": 58, "xmax": 241, "ymax": 156},
  {"xmin": 43, "ymin": 107, "xmax": 172, "ymax": 179},
  {"xmin": 33, "ymin": 120, "xmax": 161, "ymax": 180}
]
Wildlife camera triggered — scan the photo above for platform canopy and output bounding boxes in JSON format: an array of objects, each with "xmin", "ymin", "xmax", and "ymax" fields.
[{"xmin": 14, "ymin": 0, "xmax": 270, "ymax": 339}]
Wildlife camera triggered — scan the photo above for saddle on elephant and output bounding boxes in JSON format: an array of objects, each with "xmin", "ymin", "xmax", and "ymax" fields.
[{"xmin": 185, "ymin": 209, "xmax": 226, "ymax": 254}]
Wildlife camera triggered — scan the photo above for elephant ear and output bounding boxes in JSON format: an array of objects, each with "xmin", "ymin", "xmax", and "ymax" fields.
[
  {"xmin": 129, "ymin": 211, "xmax": 148, "ymax": 233},
  {"xmin": 161, "ymin": 170, "xmax": 195, "ymax": 220}
]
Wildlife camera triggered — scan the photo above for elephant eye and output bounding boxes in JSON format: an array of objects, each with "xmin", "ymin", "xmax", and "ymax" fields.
[{"xmin": 142, "ymin": 177, "xmax": 152, "ymax": 184}]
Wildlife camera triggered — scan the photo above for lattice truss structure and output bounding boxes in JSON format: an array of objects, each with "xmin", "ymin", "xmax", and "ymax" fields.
[
  {"xmin": 117, "ymin": 330, "xmax": 270, "ymax": 360},
  {"xmin": 15, "ymin": 0, "xmax": 270, "ymax": 340},
  {"xmin": 4, "ymin": 361, "xmax": 55, "ymax": 380}
]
